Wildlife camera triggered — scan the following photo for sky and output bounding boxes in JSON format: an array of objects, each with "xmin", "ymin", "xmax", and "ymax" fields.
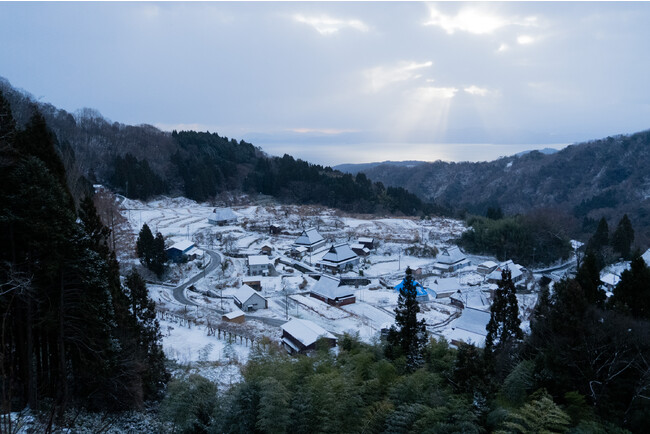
[{"xmin": 1, "ymin": 1, "xmax": 650, "ymax": 166}]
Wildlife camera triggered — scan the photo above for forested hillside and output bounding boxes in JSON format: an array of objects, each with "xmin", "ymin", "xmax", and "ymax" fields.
[
  {"xmin": 358, "ymin": 133, "xmax": 650, "ymax": 244},
  {"xmin": 0, "ymin": 91, "xmax": 168, "ymax": 417},
  {"xmin": 0, "ymin": 77, "xmax": 438, "ymax": 217}
]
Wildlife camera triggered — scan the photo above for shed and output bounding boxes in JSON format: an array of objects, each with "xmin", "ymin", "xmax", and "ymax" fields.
[
  {"xmin": 358, "ymin": 237, "xmax": 375, "ymax": 250},
  {"xmin": 208, "ymin": 208, "xmax": 238, "ymax": 226},
  {"xmin": 222, "ymin": 309, "xmax": 245, "ymax": 324},
  {"xmin": 281, "ymin": 318, "xmax": 337, "ymax": 354},
  {"xmin": 350, "ymin": 243, "xmax": 371, "ymax": 257},
  {"xmin": 233, "ymin": 284, "xmax": 268, "ymax": 311},
  {"xmin": 310, "ymin": 275, "xmax": 356, "ymax": 306},
  {"xmin": 477, "ymin": 261, "xmax": 499, "ymax": 276}
]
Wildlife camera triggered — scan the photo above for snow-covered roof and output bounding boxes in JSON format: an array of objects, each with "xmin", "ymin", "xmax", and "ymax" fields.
[
  {"xmin": 446, "ymin": 327, "xmax": 487, "ymax": 348},
  {"xmin": 223, "ymin": 309, "xmax": 245, "ymax": 320},
  {"xmin": 487, "ymin": 261, "xmax": 523, "ymax": 281},
  {"xmin": 433, "ymin": 277, "xmax": 462, "ymax": 293},
  {"xmin": 282, "ymin": 318, "xmax": 336, "ymax": 347},
  {"xmin": 234, "ymin": 284, "xmax": 266, "ymax": 304},
  {"xmin": 185, "ymin": 247, "xmax": 203, "ymax": 257},
  {"xmin": 358, "ymin": 237, "xmax": 374, "ymax": 243},
  {"xmin": 600, "ymin": 273, "xmax": 620, "ymax": 287},
  {"xmin": 436, "ymin": 246, "xmax": 466, "ymax": 265},
  {"xmin": 168, "ymin": 240, "xmax": 195, "ymax": 252},
  {"xmin": 321, "ymin": 244, "xmax": 358, "ymax": 264},
  {"xmin": 295, "ymin": 228, "xmax": 325, "ymax": 246},
  {"xmin": 209, "ymin": 207, "xmax": 238, "ymax": 222},
  {"xmin": 248, "ymin": 255, "xmax": 271, "ymax": 266},
  {"xmin": 478, "ymin": 261, "xmax": 498, "ymax": 269},
  {"xmin": 311, "ymin": 275, "xmax": 354, "ymax": 300},
  {"xmin": 452, "ymin": 307, "xmax": 490, "ymax": 336}
]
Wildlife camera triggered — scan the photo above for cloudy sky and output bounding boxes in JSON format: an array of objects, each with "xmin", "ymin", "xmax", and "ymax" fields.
[{"xmin": 1, "ymin": 2, "xmax": 649, "ymax": 166}]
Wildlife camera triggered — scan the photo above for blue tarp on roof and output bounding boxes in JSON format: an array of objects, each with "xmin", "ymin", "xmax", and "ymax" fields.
[{"xmin": 394, "ymin": 279, "xmax": 430, "ymax": 297}]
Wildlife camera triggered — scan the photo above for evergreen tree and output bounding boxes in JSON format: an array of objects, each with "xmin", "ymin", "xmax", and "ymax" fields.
[
  {"xmin": 575, "ymin": 251, "xmax": 606, "ymax": 307},
  {"xmin": 386, "ymin": 267, "xmax": 427, "ymax": 371},
  {"xmin": 150, "ymin": 232, "xmax": 167, "ymax": 278},
  {"xmin": 586, "ymin": 217, "xmax": 609, "ymax": 268},
  {"xmin": 136, "ymin": 223, "xmax": 154, "ymax": 266},
  {"xmin": 485, "ymin": 269, "xmax": 523, "ymax": 356},
  {"xmin": 610, "ymin": 255, "xmax": 650, "ymax": 319},
  {"xmin": 611, "ymin": 214, "xmax": 634, "ymax": 260},
  {"xmin": 125, "ymin": 269, "xmax": 168, "ymax": 399}
]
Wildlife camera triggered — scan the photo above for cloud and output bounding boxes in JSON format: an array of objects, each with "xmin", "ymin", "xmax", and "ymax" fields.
[
  {"xmin": 464, "ymin": 85, "xmax": 489, "ymax": 96},
  {"xmin": 293, "ymin": 14, "xmax": 369, "ymax": 35},
  {"xmin": 365, "ymin": 61, "xmax": 433, "ymax": 92},
  {"xmin": 497, "ymin": 43, "xmax": 509, "ymax": 52},
  {"xmin": 517, "ymin": 35, "xmax": 535, "ymax": 45},
  {"xmin": 423, "ymin": 5, "xmax": 538, "ymax": 35},
  {"xmin": 416, "ymin": 86, "xmax": 458, "ymax": 100}
]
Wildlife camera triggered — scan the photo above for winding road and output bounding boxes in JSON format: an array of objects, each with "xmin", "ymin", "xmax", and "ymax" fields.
[{"xmin": 171, "ymin": 249, "xmax": 286, "ymax": 327}]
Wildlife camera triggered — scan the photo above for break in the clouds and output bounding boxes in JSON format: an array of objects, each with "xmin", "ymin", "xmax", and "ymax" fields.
[
  {"xmin": 423, "ymin": 4, "xmax": 538, "ymax": 35},
  {"xmin": 1, "ymin": 2, "xmax": 650, "ymax": 166},
  {"xmin": 293, "ymin": 13, "xmax": 369, "ymax": 35}
]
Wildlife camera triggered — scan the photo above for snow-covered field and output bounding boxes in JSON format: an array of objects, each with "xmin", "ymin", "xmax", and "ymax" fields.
[{"xmin": 120, "ymin": 196, "xmax": 543, "ymax": 377}]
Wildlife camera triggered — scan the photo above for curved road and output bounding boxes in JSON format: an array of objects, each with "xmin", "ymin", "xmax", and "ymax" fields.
[
  {"xmin": 171, "ymin": 249, "xmax": 286, "ymax": 327},
  {"xmin": 172, "ymin": 250, "xmax": 221, "ymax": 306}
]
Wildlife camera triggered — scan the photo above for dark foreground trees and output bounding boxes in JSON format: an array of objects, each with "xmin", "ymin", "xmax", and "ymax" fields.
[{"xmin": 0, "ymin": 93, "xmax": 167, "ymax": 419}]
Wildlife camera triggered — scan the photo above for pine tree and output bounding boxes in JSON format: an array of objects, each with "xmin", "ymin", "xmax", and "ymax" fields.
[
  {"xmin": 611, "ymin": 214, "xmax": 634, "ymax": 260},
  {"xmin": 386, "ymin": 267, "xmax": 427, "ymax": 371},
  {"xmin": 575, "ymin": 251, "xmax": 606, "ymax": 307},
  {"xmin": 136, "ymin": 223, "xmax": 154, "ymax": 266},
  {"xmin": 125, "ymin": 269, "xmax": 168, "ymax": 400},
  {"xmin": 485, "ymin": 269, "xmax": 523, "ymax": 356},
  {"xmin": 150, "ymin": 232, "xmax": 167, "ymax": 278},
  {"xmin": 586, "ymin": 217, "xmax": 609, "ymax": 268},
  {"xmin": 610, "ymin": 255, "xmax": 650, "ymax": 319}
]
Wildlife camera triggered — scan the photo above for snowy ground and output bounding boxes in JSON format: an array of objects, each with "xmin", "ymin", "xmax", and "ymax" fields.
[{"xmin": 120, "ymin": 195, "xmax": 544, "ymax": 376}]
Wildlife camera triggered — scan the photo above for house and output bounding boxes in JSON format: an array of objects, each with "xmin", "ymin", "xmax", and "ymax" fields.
[
  {"xmin": 486, "ymin": 260, "xmax": 525, "ymax": 284},
  {"xmin": 350, "ymin": 243, "xmax": 370, "ymax": 257},
  {"xmin": 310, "ymin": 275, "xmax": 356, "ymax": 306},
  {"xmin": 222, "ymin": 309, "xmax": 245, "ymax": 324},
  {"xmin": 293, "ymin": 228, "xmax": 326, "ymax": 252},
  {"xmin": 394, "ymin": 278, "xmax": 430, "ymax": 302},
  {"xmin": 433, "ymin": 246, "xmax": 470, "ymax": 273},
  {"xmin": 259, "ymin": 244, "xmax": 273, "ymax": 256},
  {"xmin": 317, "ymin": 243, "xmax": 359, "ymax": 274},
  {"xmin": 287, "ymin": 245, "xmax": 308, "ymax": 260},
  {"xmin": 432, "ymin": 277, "xmax": 462, "ymax": 298},
  {"xmin": 281, "ymin": 318, "xmax": 337, "ymax": 354},
  {"xmin": 358, "ymin": 237, "xmax": 375, "ymax": 250},
  {"xmin": 447, "ymin": 307, "xmax": 491, "ymax": 347},
  {"xmin": 233, "ymin": 284, "xmax": 268, "ymax": 311},
  {"xmin": 208, "ymin": 207, "xmax": 238, "ymax": 226},
  {"xmin": 165, "ymin": 240, "xmax": 203, "ymax": 263},
  {"xmin": 643, "ymin": 248, "xmax": 650, "ymax": 267},
  {"xmin": 477, "ymin": 261, "xmax": 499, "ymax": 276},
  {"xmin": 248, "ymin": 255, "xmax": 275, "ymax": 276},
  {"xmin": 600, "ymin": 272, "xmax": 620, "ymax": 291}
]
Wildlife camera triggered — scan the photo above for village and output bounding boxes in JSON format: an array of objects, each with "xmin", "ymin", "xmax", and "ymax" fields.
[{"xmin": 117, "ymin": 195, "xmax": 554, "ymax": 377}]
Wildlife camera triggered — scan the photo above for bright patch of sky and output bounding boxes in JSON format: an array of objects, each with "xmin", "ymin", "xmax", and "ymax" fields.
[{"xmin": 1, "ymin": 2, "xmax": 649, "ymax": 166}]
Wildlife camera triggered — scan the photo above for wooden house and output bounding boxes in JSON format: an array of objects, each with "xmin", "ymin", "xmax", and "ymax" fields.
[
  {"xmin": 316, "ymin": 243, "xmax": 359, "ymax": 274},
  {"xmin": 310, "ymin": 275, "xmax": 356, "ymax": 306},
  {"xmin": 293, "ymin": 228, "xmax": 326, "ymax": 252},
  {"xmin": 208, "ymin": 208, "xmax": 238, "ymax": 226},
  {"xmin": 281, "ymin": 318, "xmax": 337, "ymax": 354},
  {"xmin": 222, "ymin": 309, "xmax": 245, "ymax": 324}
]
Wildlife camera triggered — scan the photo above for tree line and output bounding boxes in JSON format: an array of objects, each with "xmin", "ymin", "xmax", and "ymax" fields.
[{"xmin": 0, "ymin": 91, "xmax": 168, "ymax": 423}]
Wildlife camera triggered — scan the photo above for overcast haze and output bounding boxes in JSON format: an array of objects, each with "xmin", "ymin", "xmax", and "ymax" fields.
[{"xmin": 1, "ymin": 1, "xmax": 649, "ymax": 166}]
